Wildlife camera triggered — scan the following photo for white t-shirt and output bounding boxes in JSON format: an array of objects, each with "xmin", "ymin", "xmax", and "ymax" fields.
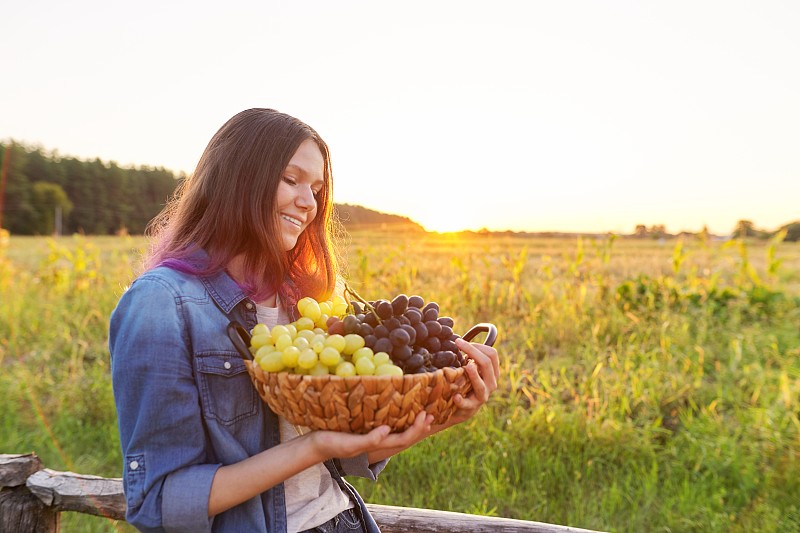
[{"xmin": 255, "ymin": 302, "xmax": 353, "ymax": 533}]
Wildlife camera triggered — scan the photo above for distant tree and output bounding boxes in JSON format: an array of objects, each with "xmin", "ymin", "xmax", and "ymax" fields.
[
  {"xmin": 779, "ymin": 221, "xmax": 800, "ymax": 242},
  {"xmin": 732, "ymin": 219, "xmax": 768, "ymax": 239},
  {"xmin": 634, "ymin": 224, "xmax": 648, "ymax": 237},
  {"xmin": 30, "ymin": 182, "xmax": 73, "ymax": 235}
]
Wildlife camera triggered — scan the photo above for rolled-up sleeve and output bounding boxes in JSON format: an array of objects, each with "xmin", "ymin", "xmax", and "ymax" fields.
[{"xmin": 110, "ymin": 276, "xmax": 219, "ymax": 532}]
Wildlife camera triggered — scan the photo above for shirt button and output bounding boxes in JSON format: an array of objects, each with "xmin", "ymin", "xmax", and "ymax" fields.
[
  {"xmin": 245, "ymin": 302, "xmax": 254, "ymax": 310},
  {"xmin": 129, "ymin": 461, "xmax": 139, "ymax": 471},
  {"xmin": 224, "ymin": 361, "xmax": 232, "ymax": 370}
]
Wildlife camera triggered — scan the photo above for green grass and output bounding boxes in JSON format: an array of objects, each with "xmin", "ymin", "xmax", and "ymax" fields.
[{"xmin": 1, "ymin": 231, "xmax": 798, "ymax": 532}]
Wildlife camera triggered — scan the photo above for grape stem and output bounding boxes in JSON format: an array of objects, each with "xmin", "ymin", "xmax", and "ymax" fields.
[{"xmin": 343, "ymin": 283, "xmax": 383, "ymax": 325}]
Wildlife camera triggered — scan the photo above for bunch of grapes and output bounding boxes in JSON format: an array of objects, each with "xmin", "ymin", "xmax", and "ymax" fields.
[
  {"xmin": 250, "ymin": 295, "xmax": 404, "ymax": 377},
  {"xmin": 326, "ymin": 294, "xmax": 465, "ymax": 374}
]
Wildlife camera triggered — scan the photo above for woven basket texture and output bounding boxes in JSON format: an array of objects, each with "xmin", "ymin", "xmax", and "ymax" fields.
[{"xmin": 245, "ymin": 361, "xmax": 472, "ymax": 433}]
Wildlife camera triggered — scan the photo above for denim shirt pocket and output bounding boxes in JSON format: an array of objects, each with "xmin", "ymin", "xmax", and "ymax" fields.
[
  {"xmin": 124, "ymin": 453, "xmax": 146, "ymax": 510},
  {"xmin": 195, "ymin": 352, "xmax": 258, "ymax": 425}
]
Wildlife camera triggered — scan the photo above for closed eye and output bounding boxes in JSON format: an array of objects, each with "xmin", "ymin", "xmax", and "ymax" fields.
[{"xmin": 282, "ymin": 176, "xmax": 297, "ymax": 186}]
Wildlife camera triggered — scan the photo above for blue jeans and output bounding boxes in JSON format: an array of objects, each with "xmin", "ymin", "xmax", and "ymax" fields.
[{"xmin": 301, "ymin": 507, "xmax": 365, "ymax": 533}]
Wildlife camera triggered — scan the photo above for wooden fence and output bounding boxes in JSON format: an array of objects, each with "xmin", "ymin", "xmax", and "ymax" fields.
[{"xmin": 0, "ymin": 453, "xmax": 606, "ymax": 533}]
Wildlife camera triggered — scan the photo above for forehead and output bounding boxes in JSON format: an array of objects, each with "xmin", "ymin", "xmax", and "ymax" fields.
[{"xmin": 286, "ymin": 139, "xmax": 325, "ymax": 182}]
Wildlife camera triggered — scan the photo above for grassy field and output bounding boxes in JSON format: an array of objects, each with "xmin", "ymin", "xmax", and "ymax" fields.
[{"xmin": 1, "ymin": 230, "xmax": 799, "ymax": 532}]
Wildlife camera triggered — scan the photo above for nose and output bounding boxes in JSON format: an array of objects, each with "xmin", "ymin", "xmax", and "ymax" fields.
[{"xmin": 296, "ymin": 185, "xmax": 316, "ymax": 211}]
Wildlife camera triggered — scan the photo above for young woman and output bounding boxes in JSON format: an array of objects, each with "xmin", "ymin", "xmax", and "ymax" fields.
[{"xmin": 109, "ymin": 108, "xmax": 499, "ymax": 533}]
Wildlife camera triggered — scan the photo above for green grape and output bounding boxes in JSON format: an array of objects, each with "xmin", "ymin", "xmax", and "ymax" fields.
[
  {"xmin": 297, "ymin": 348, "xmax": 318, "ymax": 369},
  {"xmin": 335, "ymin": 361, "xmax": 356, "ymax": 377},
  {"xmin": 343, "ymin": 333, "xmax": 366, "ymax": 355},
  {"xmin": 324, "ymin": 334, "xmax": 346, "ymax": 353},
  {"xmin": 297, "ymin": 330, "xmax": 316, "ymax": 342},
  {"xmin": 259, "ymin": 352, "xmax": 285, "ymax": 372},
  {"xmin": 301, "ymin": 300, "xmax": 322, "ymax": 321},
  {"xmin": 354, "ymin": 357, "xmax": 376, "ymax": 376},
  {"xmin": 295, "ymin": 317, "xmax": 315, "ymax": 331},
  {"xmin": 251, "ymin": 323, "xmax": 270, "ymax": 337},
  {"xmin": 315, "ymin": 314, "xmax": 330, "ymax": 330},
  {"xmin": 351, "ymin": 347, "xmax": 374, "ymax": 363},
  {"xmin": 375, "ymin": 363, "xmax": 403, "ymax": 376},
  {"xmin": 293, "ymin": 337, "xmax": 310, "ymax": 350},
  {"xmin": 255, "ymin": 344, "xmax": 276, "ymax": 360},
  {"xmin": 275, "ymin": 333, "xmax": 293, "ymax": 351},
  {"xmin": 309, "ymin": 362, "xmax": 330, "ymax": 376},
  {"xmin": 250, "ymin": 333, "xmax": 273, "ymax": 350},
  {"xmin": 319, "ymin": 301, "xmax": 332, "ymax": 317},
  {"xmin": 297, "ymin": 296, "xmax": 315, "ymax": 316},
  {"xmin": 285, "ymin": 324, "xmax": 298, "ymax": 338},
  {"xmin": 373, "ymin": 351, "xmax": 391, "ymax": 367},
  {"xmin": 319, "ymin": 346, "xmax": 342, "ymax": 367},
  {"xmin": 281, "ymin": 346, "xmax": 301, "ymax": 367},
  {"xmin": 271, "ymin": 324, "xmax": 290, "ymax": 339}
]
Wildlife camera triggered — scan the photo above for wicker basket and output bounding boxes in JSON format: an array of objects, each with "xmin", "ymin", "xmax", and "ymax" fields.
[{"xmin": 245, "ymin": 361, "xmax": 472, "ymax": 433}]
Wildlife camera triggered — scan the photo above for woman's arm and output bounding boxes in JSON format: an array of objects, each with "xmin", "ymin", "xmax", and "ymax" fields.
[{"xmin": 209, "ymin": 409, "xmax": 439, "ymax": 515}]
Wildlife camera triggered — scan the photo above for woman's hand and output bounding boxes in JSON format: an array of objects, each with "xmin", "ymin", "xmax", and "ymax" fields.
[
  {"xmin": 433, "ymin": 338, "xmax": 500, "ymax": 431},
  {"xmin": 310, "ymin": 410, "xmax": 434, "ymax": 464}
]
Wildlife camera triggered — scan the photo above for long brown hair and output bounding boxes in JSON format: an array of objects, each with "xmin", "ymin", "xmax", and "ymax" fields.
[{"xmin": 145, "ymin": 108, "xmax": 339, "ymax": 304}]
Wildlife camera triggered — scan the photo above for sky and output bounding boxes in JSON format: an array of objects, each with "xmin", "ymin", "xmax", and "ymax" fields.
[{"xmin": 1, "ymin": 1, "xmax": 799, "ymax": 234}]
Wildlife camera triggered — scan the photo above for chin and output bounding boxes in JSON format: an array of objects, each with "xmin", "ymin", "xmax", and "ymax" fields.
[{"xmin": 282, "ymin": 236, "xmax": 300, "ymax": 251}]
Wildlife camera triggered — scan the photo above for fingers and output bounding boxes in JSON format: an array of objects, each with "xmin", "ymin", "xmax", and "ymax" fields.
[{"xmin": 456, "ymin": 338, "xmax": 499, "ymax": 394}]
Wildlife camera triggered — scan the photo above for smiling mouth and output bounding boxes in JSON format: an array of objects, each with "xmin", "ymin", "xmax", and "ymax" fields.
[{"xmin": 281, "ymin": 214, "xmax": 303, "ymax": 228}]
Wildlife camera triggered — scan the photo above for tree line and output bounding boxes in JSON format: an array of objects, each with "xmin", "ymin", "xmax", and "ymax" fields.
[{"xmin": 0, "ymin": 142, "xmax": 180, "ymax": 235}]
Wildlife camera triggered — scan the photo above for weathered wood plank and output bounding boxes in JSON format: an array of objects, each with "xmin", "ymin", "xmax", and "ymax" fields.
[
  {"xmin": 21, "ymin": 467, "xmax": 607, "ymax": 532},
  {"xmin": 366, "ymin": 503, "xmax": 606, "ymax": 533},
  {"xmin": 0, "ymin": 453, "xmax": 44, "ymax": 488},
  {"xmin": 26, "ymin": 469, "xmax": 126, "ymax": 520},
  {"xmin": 0, "ymin": 485, "xmax": 59, "ymax": 533}
]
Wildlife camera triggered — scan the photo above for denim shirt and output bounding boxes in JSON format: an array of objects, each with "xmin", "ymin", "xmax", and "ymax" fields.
[{"xmin": 109, "ymin": 259, "xmax": 386, "ymax": 532}]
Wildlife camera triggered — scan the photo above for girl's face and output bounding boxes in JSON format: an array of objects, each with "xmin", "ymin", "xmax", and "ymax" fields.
[{"xmin": 275, "ymin": 139, "xmax": 325, "ymax": 251}]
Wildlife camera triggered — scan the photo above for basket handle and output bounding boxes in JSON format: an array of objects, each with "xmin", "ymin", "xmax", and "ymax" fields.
[
  {"xmin": 227, "ymin": 321, "xmax": 254, "ymax": 360},
  {"xmin": 461, "ymin": 323, "xmax": 498, "ymax": 347}
]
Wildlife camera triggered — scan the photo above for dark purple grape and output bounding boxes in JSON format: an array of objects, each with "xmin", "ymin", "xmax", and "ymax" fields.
[
  {"xmin": 393, "ymin": 345, "xmax": 413, "ymax": 361},
  {"xmin": 432, "ymin": 351, "xmax": 456, "ymax": 368},
  {"xmin": 400, "ymin": 324, "xmax": 417, "ymax": 345},
  {"xmin": 385, "ymin": 317, "xmax": 401, "ymax": 331},
  {"xmin": 376, "ymin": 300, "xmax": 393, "ymax": 319},
  {"xmin": 439, "ymin": 325, "xmax": 453, "ymax": 339},
  {"xmin": 351, "ymin": 301, "xmax": 363, "ymax": 314},
  {"xmin": 406, "ymin": 353, "xmax": 424, "ymax": 370},
  {"xmin": 364, "ymin": 334, "xmax": 377, "ymax": 348},
  {"xmin": 358, "ymin": 323, "xmax": 373, "ymax": 337},
  {"xmin": 374, "ymin": 325, "xmax": 389, "ymax": 338},
  {"xmin": 441, "ymin": 339, "xmax": 458, "ymax": 353},
  {"xmin": 425, "ymin": 320, "xmax": 442, "ymax": 337},
  {"xmin": 391, "ymin": 294, "xmax": 409, "ymax": 315},
  {"xmin": 408, "ymin": 295, "xmax": 425, "ymax": 309},
  {"xmin": 328, "ymin": 320, "xmax": 345, "ymax": 336},
  {"xmin": 374, "ymin": 338, "xmax": 393, "ymax": 354},
  {"xmin": 423, "ymin": 308, "xmax": 439, "ymax": 322},
  {"xmin": 398, "ymin": 315, "xmax": 411, "ymax": 326},
  {"xmin": 363, "ymin": 312, "xmax": 379, "ymax": 327},
  {"xmin": 422, "ymin": 302, "xmax": 440, "ymax": 314},
  {"xmin": 413, "ymin": 322, "xmax": 428, "ymax": 344},
  {"xmin": 390, "ymin": 328, "xmax": 411, "ymax": 347},
  {"xmin": 404, "ymin": 308, "xmax": 422, "ymax": 325},
  {"xmin": 343, "ymin": 315, "xmax": 359, "ymax": 334},
  {"xmin": 438, "ymin": 316, "xmax": 454, "ymax": 328},
  {"xmin": 424, "ymin": 337, "xmax": 441, "ymax": 352}
]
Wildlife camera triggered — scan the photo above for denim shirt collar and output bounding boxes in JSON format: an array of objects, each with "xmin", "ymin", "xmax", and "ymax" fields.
[{"xmin": 184, "ymin": 248, "xmax": 250, "ymax": 316}]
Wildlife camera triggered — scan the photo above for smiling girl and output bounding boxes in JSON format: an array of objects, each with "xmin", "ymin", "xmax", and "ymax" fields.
[{"xmin": 109, "ymin": 108, "xmax": 499, "ymax": 533}]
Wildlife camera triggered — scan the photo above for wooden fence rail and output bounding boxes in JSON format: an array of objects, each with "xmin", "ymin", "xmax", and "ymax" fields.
[{"xmin": 0, "ymin": 453, "xmax": 606, "ymax": 533}]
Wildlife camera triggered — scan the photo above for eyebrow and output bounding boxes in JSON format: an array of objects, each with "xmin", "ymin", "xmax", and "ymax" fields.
[{"xmin": 286, "ymin": 164, "xmax": 325, "ymax": 187}]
